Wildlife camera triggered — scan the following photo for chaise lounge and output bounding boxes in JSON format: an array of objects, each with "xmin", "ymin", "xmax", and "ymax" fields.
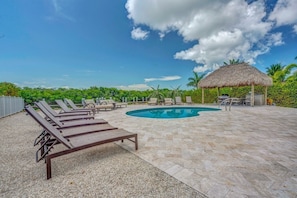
[
  {"xmin": 39, "ymin": 100, "xmax": 95, "ymax": 121},
  {"xmin": 35, "ymin": 101, "xmax": 107, "ymax": 127},
  {"xmin": 175, "ymin": 96, "xmax": 182, "ymax": 105},
  {"xmin": 25, "ymin": 105, "xmax": 138, "ymax": 179},
  {"xmin": 147, "ymin": 98, "xmax": 158, "ymax": 105},
  {"xmin": 83, "ymin": 99, "xmax": 115, "ymax": 112},
  {"xmin": 55, "ymin": 99, "xmax": 94, "ymax": 115},
  {"xmin": 164, "ymin": 98, "xmax": 173, "ymax": 105}
]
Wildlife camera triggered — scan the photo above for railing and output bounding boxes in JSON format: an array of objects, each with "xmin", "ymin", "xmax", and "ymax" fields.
[{"xmin": 0, "ymin": 96, "xmax": 24, "ymax": 118}]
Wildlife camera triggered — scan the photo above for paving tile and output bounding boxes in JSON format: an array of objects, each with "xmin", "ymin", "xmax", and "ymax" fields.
[{"xmin": 98, "ymin": 105, "xmax": 297, "ymax": 197}]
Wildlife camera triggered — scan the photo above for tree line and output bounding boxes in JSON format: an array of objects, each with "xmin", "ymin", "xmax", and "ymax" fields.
[{"xmin": 0, "ymin": 58, "xmax": 296, "ymax": 107}]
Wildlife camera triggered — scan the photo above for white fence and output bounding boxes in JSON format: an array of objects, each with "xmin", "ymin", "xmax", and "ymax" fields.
[{"xmin": 0, "ymin": 96, "xmax": 24, "ymax": 118}]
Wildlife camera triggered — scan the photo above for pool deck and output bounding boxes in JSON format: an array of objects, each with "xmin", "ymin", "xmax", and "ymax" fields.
[{"xmin": 97, "ymin": 104, "xmax": 297, "ymax": 197}]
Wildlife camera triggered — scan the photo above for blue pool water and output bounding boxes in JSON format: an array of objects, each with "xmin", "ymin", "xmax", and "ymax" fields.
[{"xmin": 126, "ymin": 107, "xmax": 220, "ymax": 119}]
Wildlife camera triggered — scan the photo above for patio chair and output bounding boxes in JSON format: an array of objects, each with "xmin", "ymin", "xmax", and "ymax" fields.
[
  {"xmin": 100, "ymin": 99, "xmax": 128, "ymax": 108},
  {"xmin": 147, "ymin": 98, "xmax": 158, "ymax": 105},
  {"xmin": 25, "ymin": 105, "xmax": 138, "ymax": 179},
  {"xmin": 83, "ymin": 99, "xmax": 114, "ymax": 112},
  {"xmin": 244, "ymin": 95, "xmax": 251, "ymax": 106},
  {"xmin": 230, "ymin": 98, "xmax": 242, "ymax": 105},
  {"xmin": 55, "ymin": 99, "xmax": 94, "ymax": 115},
  {"xmin": 164, "ymin": 98, "xmax": 173, "ymax": 105},
  {"xmin": 39, "ymin": 101, "xmax": 95, "ymax": 121},
  {"xmin": 33, "ymin": 104, "xmax": 117, "ymax": 137},
  {"xmin": 186, "ymin": 96, "xmax": 192, "ymax": 104},
  {"xmin": 64, "ymin": 98, "xmax": 92, "ymax": 111},
  {"xmin": 175, "ymin": 96, "xmax": 182, "ymax": 105},
  {"xmin": 35, "ymin": 102, "xmax": 108, "ymax": 128}
]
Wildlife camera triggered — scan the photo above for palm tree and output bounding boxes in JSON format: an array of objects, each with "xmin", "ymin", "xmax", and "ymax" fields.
[
  {"xmin": 169, "ymin": 85, "xmax": 182, "ymax": 101},
  {"xmin": 273, "ymin": 63, "xmax": 297, "ymax": 83},
  {"xmin": 266, "ymin": 63, "xmax": 284, "ymax": 77},
  {"xmin": 187, "ymin": 72, "xmax": 205, "ymax": 89},
  {"xmin": 148, "ymin": 85, "xmax": 164, "ymax": 103},
  {"xmin": 223, "ymin": 59, "xmax": 244, "ymax": 65}
]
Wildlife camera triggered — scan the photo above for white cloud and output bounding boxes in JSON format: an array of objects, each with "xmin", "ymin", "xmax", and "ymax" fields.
[
  {"xmin": 126, "ymin": 0, "xmax": 289, "ymax": 73},
  {"xmin": 294, "ymin": 25, "xmax": 297, "ymax": 34},
  {"xmin": 49, "ymin": 0, "xmax": 75, "ymax": 22},
  {"xmin": 159, "ymin": 32, "xmax": 165, "ymax": 40},
  {"xmin": 144, "ymin": 75, "xmax": 181, "ymax": 82},
  {"xmin": 267, "ymin": 32, "xmax": 284, "ymax": 46},
  {"xmin": 116, "ymin": 84, "xmax": 151, "ymax": 90},
  {"xmin": 269, "ymin": 0, "xmax": 297, "ymax": 27},
  {"xmin": 131, "ymin": 27, "xmax": 149, "ymax": 40}
]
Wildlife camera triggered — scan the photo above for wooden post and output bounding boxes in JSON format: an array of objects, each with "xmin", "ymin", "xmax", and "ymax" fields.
[
  {"xmin": 202, "ymin": 88, "xmax": 204, "ymax": 104},
  {"xmin": 251, "ymin": 84, "xmax": 254, "ymax": 106},
  {"xmin": 264, "ymin": 86, "xmax": 267, "ymax": 105}
]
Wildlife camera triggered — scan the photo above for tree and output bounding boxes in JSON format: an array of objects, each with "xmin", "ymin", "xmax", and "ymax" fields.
[
  {"xmin": 148, "ymin": 85, "xmax": 164, "ymax": 103},
  {"xmin": 170, "ymin": 85, "xmax": 182, "ymax": 97},
  {"xmin": 0, "ymin": 82, "xmax": 20, "ymax": 96},
  {"xmin": 266, "ymin": 63, "xmax": 284, "ymax": 77},
  {"xmin": 273, "ymin": 63, "xmax": 297, "ymax": 83},
  {"xmin": 187, "ymin": 72, "xmax": 205, "ymax": 89},
  {"xmin": 223, "ymin": 59, "xmax": 244, "ymax": 65}
]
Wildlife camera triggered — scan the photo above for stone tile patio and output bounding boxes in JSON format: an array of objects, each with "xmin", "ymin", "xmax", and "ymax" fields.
[{"xmin": 96, "ymin": 104, "xmax": 297, "ymax": 197}]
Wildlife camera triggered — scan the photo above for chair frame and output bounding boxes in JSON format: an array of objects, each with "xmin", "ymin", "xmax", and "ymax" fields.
[
  {"xmin": 55, "ymin": 99, "xmax": 93, "ymax": 115},
  {"xmin": 39, "ymin": 101, "xmax": 94, "ymax": 120},
  {"xmin": 25, "ymin": 105, "xmax": 138, "ymax": 179}
]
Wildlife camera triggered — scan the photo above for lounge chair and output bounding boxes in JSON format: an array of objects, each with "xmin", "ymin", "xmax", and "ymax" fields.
[
  {"xmin": 100, "ymin": 99, "xmax": 128, "ymax": 108},
  {"xmin": 83, "ymin": 99, "xmax": 114, "ymax": 112},
  {"xmin": 175, "ymin": 96, "xmax": 182, "ymax": 105},
  {"xmin": 147, "ymin": 98, "xmax": 158, "ymax": 105},
  {"xmin": 25, "ymin": 105, "xmax": 138, "ymax": 179},
  {"xmin": 35, "ymin": 102, "xmax": 108, "ymax": 127},
  {"xmin": 186, "ymin": 96, "xmax": 192, "ymax": 104},
  {"xmin": 34, "ymin": 104, "xmax": 117, "ymax": 137},
  {"xmin": 39, "ymin": 101, "xmax": 95, "ymax": 121},
  {"xmin": 64, "ymin": 98, "xmax": 92, "ymax": 111},
  {"xmin": 164, "ymin": 98, "xmax": 173, "ymax": 105},
  {"xmin": 55, "ymin": 99, "xmax": 94, "ymax": 115}
]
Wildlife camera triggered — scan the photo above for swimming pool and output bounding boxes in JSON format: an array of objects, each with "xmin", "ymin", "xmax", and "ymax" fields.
[{"xmin": 126, "ymin": 107, "xmax": 220, "ymax": 119}]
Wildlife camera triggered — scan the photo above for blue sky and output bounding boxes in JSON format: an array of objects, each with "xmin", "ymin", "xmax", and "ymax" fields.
[{"xmin": 0, "ymin": 0, "xmax": 296, "ymax": 90}]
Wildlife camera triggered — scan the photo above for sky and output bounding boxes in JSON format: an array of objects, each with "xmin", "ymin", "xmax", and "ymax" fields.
[{"xmin": 0, "ymin": 0, "xmax": 296, "ymax": 90}]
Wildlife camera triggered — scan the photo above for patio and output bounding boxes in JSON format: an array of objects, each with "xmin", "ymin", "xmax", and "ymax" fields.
[
  {"xmin": 1, "ymin": 104, "xmax": 296, "ymax": 197},
  {"xmin": 99, "ymin": 104, "xmax": 297, "ymax": 197}
]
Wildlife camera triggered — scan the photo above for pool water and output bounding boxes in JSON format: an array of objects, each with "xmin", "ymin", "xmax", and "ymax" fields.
[{"xmin": 126, "ymin": 107, "xmax": 220, "ymax": 119}]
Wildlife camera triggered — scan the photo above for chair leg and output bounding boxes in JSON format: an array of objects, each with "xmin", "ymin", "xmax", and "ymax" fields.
[
  {"xmin": 135, "ymin": 135, "xmax": 138, "ymax": 150},
  {"xmin": 46, "ymin": 156, "xmax": 52, "ymax": 179}
]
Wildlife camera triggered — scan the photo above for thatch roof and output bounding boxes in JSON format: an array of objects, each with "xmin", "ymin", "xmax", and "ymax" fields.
[{"xmin": 198, "ymin": 63, "xmax": 273, "ymax": 88}]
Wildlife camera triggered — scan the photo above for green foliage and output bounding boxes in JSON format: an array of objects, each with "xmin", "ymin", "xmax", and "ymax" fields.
[
  {"xmin": 0, "ymin": 82, "xmax": 20, "ymax": 96},
  {"xmin": 187, "ymin": 72, "xmax": 205, "ymax": 89},
  {"xmin": 266, "ymin": 63, "xmax": 283, "ymax": 77},
  {"xmin": 2, "ymin": 79, "xmax": 297, "ymax": 108},
  {"xmin": 148, "ymin": 85, "xmax": 165, "ymax": 103},
  {"xmin": 266, "ymin": 63, "xmax": 297, "ymax": 83},
  {"xmin": 223, "ymin": 59, "xmax": 244, "ymax": 65},
  {"xmin": 268, "ymin": 81, "xmax": 297, "ymax": 108}
]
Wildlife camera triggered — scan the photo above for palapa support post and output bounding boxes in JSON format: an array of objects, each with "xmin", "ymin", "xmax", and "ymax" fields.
[
  {"xmin": 251, "ymin": 84, "xmax": 254, "ymax": 107},
  {"xmin": 202, "ymin": 88, "xmax": 204, "ymax": 104}
]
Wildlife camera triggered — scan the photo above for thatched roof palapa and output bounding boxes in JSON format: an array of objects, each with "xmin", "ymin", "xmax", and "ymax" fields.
[
  {"xmin": 198, "ymin": 63, "xmax": 273, "ymax": 88},
  {"xmin": 198, "ymin": 63, "xmax": 273, "ymax": 106}
]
